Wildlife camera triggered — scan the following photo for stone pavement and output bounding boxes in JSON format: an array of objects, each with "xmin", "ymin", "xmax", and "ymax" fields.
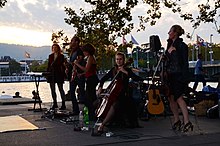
[{"xmin": 0, "ymin": 101, "xmax": 219, "ymax": 146}]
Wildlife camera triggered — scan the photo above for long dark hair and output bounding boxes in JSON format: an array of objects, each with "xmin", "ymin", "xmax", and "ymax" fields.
[
  {"xmin": 82, "ymin": 43, "xmax": 96, "ymax": 55},
  {"xmin": 52, "ymin": 43, "xmax": 62, "ymax": 54}
]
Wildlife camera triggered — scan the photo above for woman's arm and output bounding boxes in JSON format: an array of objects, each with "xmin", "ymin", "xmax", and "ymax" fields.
[
  {"xmin": 74, "ymin": 55, "xmax": 95, "ymax": 72},
  {"xmin": 127, "ymin": 68, "xmax": 144, "ymax": 82}
]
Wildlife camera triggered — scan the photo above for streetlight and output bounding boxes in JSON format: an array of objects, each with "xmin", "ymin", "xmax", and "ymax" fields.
[{"xmin": 210, "ymin": 34, "xmax": 213, "ymax": 64}]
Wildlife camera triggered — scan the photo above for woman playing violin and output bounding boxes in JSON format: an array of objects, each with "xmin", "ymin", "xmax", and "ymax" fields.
[
  {"xmin": 96, "ymin": 52, "xmax": 144, "ymax": 134},
  {"xmin": 74, "ymin": 43, "xmax": 99, "ymax": 121}
]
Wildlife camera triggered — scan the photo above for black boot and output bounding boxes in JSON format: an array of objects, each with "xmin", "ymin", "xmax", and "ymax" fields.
[
  {"xmin": 59, "ymin": 101, "xmax": 66, "ymax": 110},
  {"xmin": 51, "ymin": 102, "xmax": 58, "ymax": 110}
]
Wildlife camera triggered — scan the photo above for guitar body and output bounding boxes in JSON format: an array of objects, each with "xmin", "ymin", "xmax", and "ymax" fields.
[
  {"xmin": 147, "ymin": 88, "xmax": 164, "ymax": 115},
  {"xmin": 71, "ymin": 69, "xmax": 77, "ymax": 81}
]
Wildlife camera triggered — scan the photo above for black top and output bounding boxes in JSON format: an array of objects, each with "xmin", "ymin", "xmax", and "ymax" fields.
[
  {"xmin": 165, "ymin": 38, "xmax": 189, "ymax": 82},
  {"xmin": 47, "ymin": 53, "xmax": 66, "ymax": 83},
  {"xmin": 99, "ymin": 67, "xmax": 144, "ymax": 91}
]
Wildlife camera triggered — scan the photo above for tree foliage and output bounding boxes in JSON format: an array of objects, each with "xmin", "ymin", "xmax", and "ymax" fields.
[
  {"xmin": 64, "ymin": 0, "xmax": 220, "ymax": 44},
  {"xmin": 63, "ymin": 0, "xmax": 220, "ymax": 69},
  {"xmin": 188, "ymin": 43, "xmax": 220, "ymax": 62},
  {"xmin": 0, "ymin": 0, "xmax": 6, "ymax": 8},
  {"xmin": 30, "ymin": 60, "xmax": 48, "ymax": 72},
  {"xmin": 9, "ymin": 59, "xmax": 21, "ymax": 75},
  {"xmin": 140, "ymin": 0, "xmax": 220, "ymax": 33},
  {"xmin": 64, "ymin": 0, "xmax": 137, "ymax": 46}
]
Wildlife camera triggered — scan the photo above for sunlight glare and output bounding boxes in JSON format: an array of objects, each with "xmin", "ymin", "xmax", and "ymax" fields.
[{"xmin": 0, "ymin": 26, "xmax": 52, "ymax": 46}]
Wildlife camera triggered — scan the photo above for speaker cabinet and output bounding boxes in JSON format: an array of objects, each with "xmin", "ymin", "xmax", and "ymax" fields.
[{"xmin": 150, "ymin": 35, "xmax": 161, "ymax": 52}]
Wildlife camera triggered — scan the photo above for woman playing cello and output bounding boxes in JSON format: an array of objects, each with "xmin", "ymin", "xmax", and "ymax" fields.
[{"xmin": 96, "ymin": 52, "xmax": 144, "ymax": 134}]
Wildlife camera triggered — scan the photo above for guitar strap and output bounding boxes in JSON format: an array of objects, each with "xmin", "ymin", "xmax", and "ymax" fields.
[{"xmin": 147, "ymin": 54, "xmax": 163, "ymax": 91}]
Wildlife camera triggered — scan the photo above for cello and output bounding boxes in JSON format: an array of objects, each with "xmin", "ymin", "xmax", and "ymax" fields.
[{"xmin": 96, "ymin": 58, "xmax": 133, "ymax": 119}]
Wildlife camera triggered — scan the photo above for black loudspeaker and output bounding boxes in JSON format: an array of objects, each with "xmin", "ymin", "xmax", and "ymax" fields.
[{"xmin": 150, "ymin": 35, "xmax": 161, "ymax": 52}]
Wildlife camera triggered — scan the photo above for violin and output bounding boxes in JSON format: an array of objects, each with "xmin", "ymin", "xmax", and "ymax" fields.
[{"xmin": 96, "ymin": 58, "xmax": 133, "ymax": 119}]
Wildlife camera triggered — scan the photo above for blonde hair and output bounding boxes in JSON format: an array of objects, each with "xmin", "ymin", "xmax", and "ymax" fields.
[{"xmin": 115, "ymin": 52, "xmax": 126, "ymax": 61}]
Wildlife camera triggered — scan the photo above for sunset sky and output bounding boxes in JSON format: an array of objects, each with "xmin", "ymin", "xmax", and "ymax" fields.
[{"xmin": 0, "ymin": 0, "xmax": 219, "ymax": 47}]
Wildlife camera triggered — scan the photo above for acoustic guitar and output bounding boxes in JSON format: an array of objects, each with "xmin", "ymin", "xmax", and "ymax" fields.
[
  {"xmin": 146, "ymin": 54, "xmax": 165, "ymax": 115},
  {"xmin": 147, "ymin": 85, "xmax": 164, "ymax": 115}
]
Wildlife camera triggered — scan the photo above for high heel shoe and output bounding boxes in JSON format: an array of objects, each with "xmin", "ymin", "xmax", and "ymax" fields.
[
  {"xmin": 172, "ymin": 120, "xmax": 182, "ymax": 130},
  {"xmin": 183, "ymin": 121, "xmax": 193, "ymax": 132},
  {"xmin": 92, "ymin": 124, "xmax": 104, "ymax": 136}
]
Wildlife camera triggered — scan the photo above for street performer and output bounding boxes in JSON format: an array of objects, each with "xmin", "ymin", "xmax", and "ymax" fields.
[
  {"xmin": 47, "ymin": 43, "xmax": 66, "ymax": 110},
  {"xmin": 164, "ymin": 25, "xmax": 193, "ymax": 132},
  {"xmin": 67, "ymin": 36, "xmax": 85, "ymax": 115},
  {"xmin": 96, "ymin": 52, "xmax": 144, "ymax": 135}
]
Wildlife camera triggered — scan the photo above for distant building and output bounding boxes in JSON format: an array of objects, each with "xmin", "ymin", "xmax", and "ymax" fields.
[
  {"xmin": 0, "ymin": 56, "xmax": 12, "ymax": 62},
  {"xmin": 0, "ymin": 61, "xmax": 29, "ymax": 75},
  {"xmin": 0, "ymin": 56, "xmax": 45, "ymax": 76},
  {"xmin": 0, "ymin": 62, "xmax": 10, "ymax": 76},
  {"xmin": 20, "ymin": 59, "xmax": 44, "ymax": 66}
]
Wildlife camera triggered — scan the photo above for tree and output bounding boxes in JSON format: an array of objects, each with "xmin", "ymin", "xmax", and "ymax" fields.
[
  {"xmin": 64, "ymin": 0, "xmax": 220, "ymax": 44},
  {"xmin": 64, "ymin": 0, "xmax": 137, "ymax": 46},
  {"xmin": 0, "ymin": 0, "xmax": 7, "ymax": 8},
  {"xmin": 64, "ymin": 0, "xmax": 220, "ymax": 69},
  {"xmin": 30, "ymin": 60, "xmax": 48, "ymax": 72},
  {"xmin": 140, "ymin": 0, "xmax": 220, "ymax": 34},
  {"xmin": 9, "ymin": 59, "xmax": 21, "ymax": 75},
  {"xmin": 188, "ymin": 43, "xmax": 220, "ymax": 62}
]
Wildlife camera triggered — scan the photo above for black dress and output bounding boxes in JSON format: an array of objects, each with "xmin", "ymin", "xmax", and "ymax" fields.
[
  {"xmin": 165, "ymin": 38, "xmax": 189, "ymax": 101},
  {"xmin": 98, "ymin": 66, "xmax": 144, "ymax": 127}
]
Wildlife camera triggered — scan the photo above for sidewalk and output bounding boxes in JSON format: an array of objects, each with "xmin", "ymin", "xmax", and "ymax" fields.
[{"xmin": 0, "ymin": 101, "xmax": 220, "ymax": 146}]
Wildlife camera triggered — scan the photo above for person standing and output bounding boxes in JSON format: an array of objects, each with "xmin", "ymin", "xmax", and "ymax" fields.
[
  {"xmin": 68, "ymin": 36, "xmax": 85, "ymax": 115},
  {"xmin": 47, "ymin": 43, "xmax": 66, "ymax": 110},
  {"xmin": 193, "ymin": 53, "xmax": 206, "ymax": 91},
  {"xmin": 165, "ymin": 25, "xmax": 193, "ymax": 132},
  {"xmin": 74, "ymin": 43, "xmax": 99, "ymax": 121}
]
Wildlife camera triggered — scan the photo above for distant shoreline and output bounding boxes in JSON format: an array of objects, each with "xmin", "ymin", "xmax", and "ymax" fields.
[{"xmin": 0, "ymin": 75, "xmax": 46, "ymax": 83}]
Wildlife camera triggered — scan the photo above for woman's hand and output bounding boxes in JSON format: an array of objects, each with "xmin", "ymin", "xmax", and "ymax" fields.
[
  {"xmin": 118, "ymin": 66, "xmax": 128, "ymax": 75},
  {"xmin": 97, "ymin": 87, "xmax": 103, "ymax": 97},
  {"xmin": 73, "ymin": 60, "xmax": 78, "ymax": 64},
  {"xmin": 168, "ymin": 46, "xmax": 176, "ymax": 54}
]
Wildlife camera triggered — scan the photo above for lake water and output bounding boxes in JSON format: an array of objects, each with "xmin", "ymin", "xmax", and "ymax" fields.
[{"xmin": 0, "ymin": 81, "xmax": 218, "ymax": 103}]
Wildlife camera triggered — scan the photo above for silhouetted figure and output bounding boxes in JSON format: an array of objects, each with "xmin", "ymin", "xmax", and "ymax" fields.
[
  {"xmin": 193, "ymin": 53, "xmax": 206, "ymax": 91},
  {"xmin": 13, "ymin": 92, "xmax": 21, "ymax": 98}
]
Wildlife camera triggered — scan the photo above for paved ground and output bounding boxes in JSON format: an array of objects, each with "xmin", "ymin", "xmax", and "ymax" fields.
[{"xmin": 0, "ymin": 101, "xmax": 219, "ymax": 146}]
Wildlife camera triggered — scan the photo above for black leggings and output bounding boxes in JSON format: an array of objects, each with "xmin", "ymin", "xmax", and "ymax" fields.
[{"xmin": 85, "ymin": 75, "xmax": 99, "ymax": 121}]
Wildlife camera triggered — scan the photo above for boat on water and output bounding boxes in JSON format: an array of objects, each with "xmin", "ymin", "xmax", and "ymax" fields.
[{"xmin": 0, "ymin": 72, "xmax": 46, "ymax": 83}]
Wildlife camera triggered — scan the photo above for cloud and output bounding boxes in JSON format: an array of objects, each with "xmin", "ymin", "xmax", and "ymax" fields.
[
  {"xmin": 0, "ymin": 26, "xmax": 52, "ymax": 46},
  {"xmin": 0, "ymin": 0, "xmax": 219, "ymax": 47}
]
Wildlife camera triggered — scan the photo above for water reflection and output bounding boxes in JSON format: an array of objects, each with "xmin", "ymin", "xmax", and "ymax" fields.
[{"xmin": 0, "ymin": 81, "xmax": 218, "ymax": 103}]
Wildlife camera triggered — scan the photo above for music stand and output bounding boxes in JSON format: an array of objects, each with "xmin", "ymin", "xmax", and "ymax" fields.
[{"xmin": 28, "ymin": 74, "xmax": 43, "ymax": 112}]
